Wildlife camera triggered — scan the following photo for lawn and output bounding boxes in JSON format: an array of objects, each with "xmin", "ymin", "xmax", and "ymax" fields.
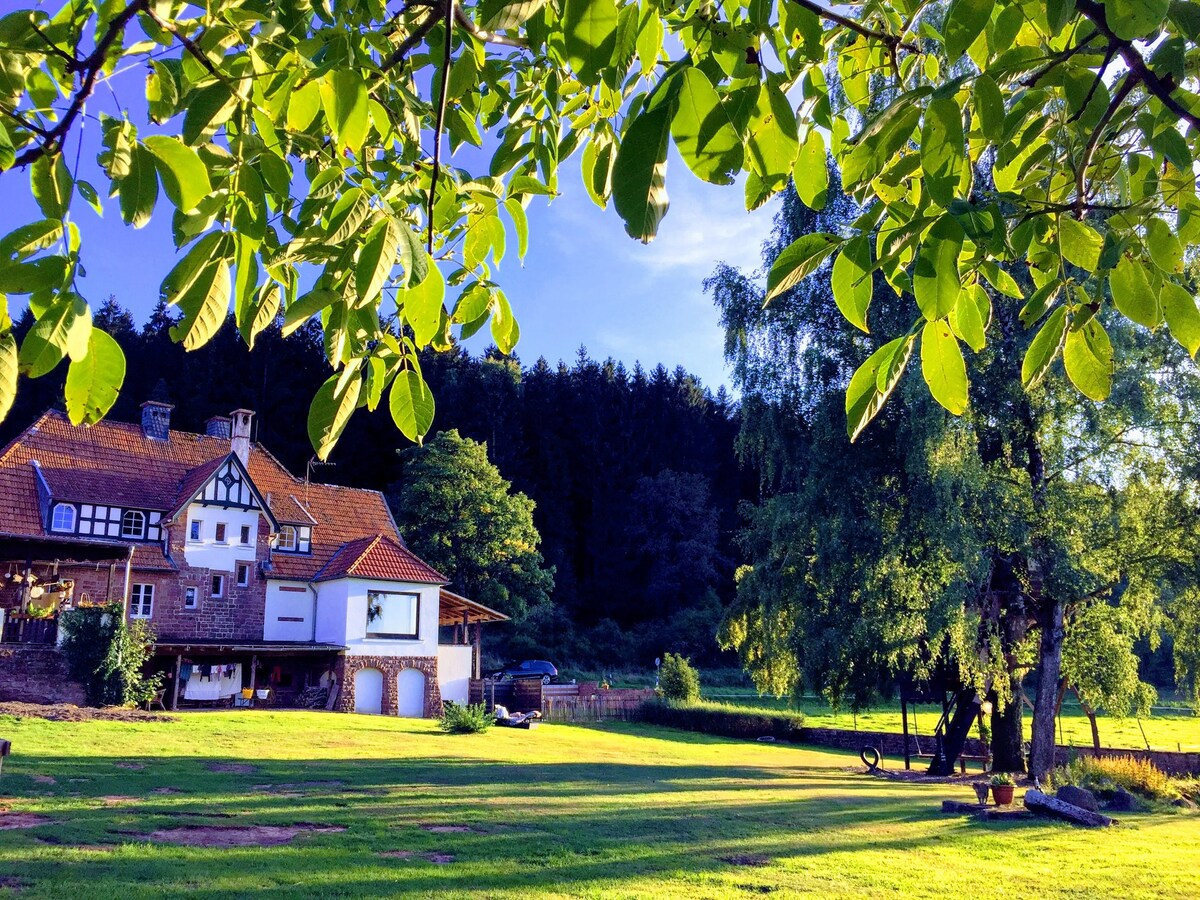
[
  {"xmin": 702, "ymin": 690, "xmax": 1200, "ymax": 752},
  {"xmin": 0, "ymin": 710, "xmax": 1197, "ymax": 898}
]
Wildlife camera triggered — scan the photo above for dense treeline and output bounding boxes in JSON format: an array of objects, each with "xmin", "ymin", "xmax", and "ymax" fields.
[{"xmin": 2, "ymin": 300, "xmax": 750, "ymax": 669}]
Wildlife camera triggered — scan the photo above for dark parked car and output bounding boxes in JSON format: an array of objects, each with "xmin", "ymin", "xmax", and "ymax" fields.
[{"xmin": 488, "ymin": 660, "xmax": 558, "ymax": 684}]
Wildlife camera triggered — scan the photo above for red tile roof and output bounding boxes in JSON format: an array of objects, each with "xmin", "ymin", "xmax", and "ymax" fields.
[
  {"xmin": 314, "ymin": 534, "xmax": 446, "ymax": 584},
  {"xmin": 0, "ymin": 411, "xmax": 409, "ymax": 580}
]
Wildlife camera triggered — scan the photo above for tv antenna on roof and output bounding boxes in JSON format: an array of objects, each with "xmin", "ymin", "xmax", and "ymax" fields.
[{"xmin": 305, "ymin": 456, "xmax": 335, "ymax": 506}]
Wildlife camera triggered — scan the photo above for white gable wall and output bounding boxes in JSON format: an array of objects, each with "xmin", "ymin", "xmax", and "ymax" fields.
[
  {"xmin": 263, "ymin": 580, "xmax": 315, "ymax": 642},
  {"xmin": 313, "ymin": 577, "xmax": 440, "ymax": 657},
  {"xmin": 182, "ymin": 503, "xmax": 261, "ymax": 571}
]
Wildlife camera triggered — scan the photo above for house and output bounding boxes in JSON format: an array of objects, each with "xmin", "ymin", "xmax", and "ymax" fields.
[{"xmin": 0, "ymin": 402, "xmax": 507, "ymax": 715}]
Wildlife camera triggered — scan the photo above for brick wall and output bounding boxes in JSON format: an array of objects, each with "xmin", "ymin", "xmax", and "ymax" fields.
[
  {"xmin": 0, "ymin": 646, "xmax": 86, "ymax": 705},
  {"xmin": 337, "ymin": 655, "xmax": 442, "ymax": 717}
]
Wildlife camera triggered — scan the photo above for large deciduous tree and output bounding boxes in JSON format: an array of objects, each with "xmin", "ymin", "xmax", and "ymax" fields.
[
  {"xmin": 389, "ymin": 428, "xmax": 554, "ymax": 621},
  {"xmin": 1, "ymin": 1, "xmax": 1199, "ymax": 455}
]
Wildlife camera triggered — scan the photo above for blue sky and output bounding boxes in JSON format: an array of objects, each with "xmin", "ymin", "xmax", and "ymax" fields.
[{"xmin": 2, "ymin": 135, "xmax": 777, "ymax": 393}]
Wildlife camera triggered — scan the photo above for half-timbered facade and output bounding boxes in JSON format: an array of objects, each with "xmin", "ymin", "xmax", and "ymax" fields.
[{"xmin": 0, "ymin": 403, "xmax": 506, "ymax": 716}]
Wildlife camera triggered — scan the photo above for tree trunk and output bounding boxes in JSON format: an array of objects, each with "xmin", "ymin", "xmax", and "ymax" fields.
[
  {"xmin": 990, "ymin": 680, "xmax": 1026, "ymax": 772},
  {"xmin": 1029, "ymin": 597, "xmax": 1065, "ymax": 780},
  {"xmin": 1076, "ymin": 690, "xmax": 1102, "ymax": 754}
]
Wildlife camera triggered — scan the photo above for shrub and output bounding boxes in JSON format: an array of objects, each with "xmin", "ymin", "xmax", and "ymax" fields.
[
  {"xmin": 990, "ymin": 772, "xmax": 1016, "ymax": 786},
  {"xmin": 636, "ymin": 699, "xmax": 805, "ymax": 742},
  {"xmin": 1051, "ymin": 754, "xmax": 1174, "ymax": 800},
  {"xmin": 59, "ymin": 602, "xmax": 163, "ymax": 707},
  {"xmin": 439, "ymin": 702, "xmax": 494, "ymax": 734},
  {"xmin": 658, "ymin": 653, "xmax": 701, "ymax": 702}
]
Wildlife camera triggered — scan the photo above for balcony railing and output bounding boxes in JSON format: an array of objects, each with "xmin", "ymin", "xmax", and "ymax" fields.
[{"xmin": 0, "ymin": 611, "xmax": 59, "ymax": 645}]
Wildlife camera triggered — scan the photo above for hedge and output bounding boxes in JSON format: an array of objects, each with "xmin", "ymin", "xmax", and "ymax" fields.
[{"xmin": 635, "ymin": 699, "xmax": 806, "ymax": 742}]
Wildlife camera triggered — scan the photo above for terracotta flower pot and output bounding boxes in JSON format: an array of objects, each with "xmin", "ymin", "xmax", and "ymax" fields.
[{"xmin": 992, "ymin": 784, "xmax": 1015, "ymax": 806}]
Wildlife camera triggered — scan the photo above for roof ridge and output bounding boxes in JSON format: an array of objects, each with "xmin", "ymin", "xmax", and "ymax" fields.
[
  {"xmin": 345, "ymin": 534, "xmax": 386, "ymax": 576},
  {"xmin": 0, "ymin": 410, "xmax": 55, "ymax": 467}
]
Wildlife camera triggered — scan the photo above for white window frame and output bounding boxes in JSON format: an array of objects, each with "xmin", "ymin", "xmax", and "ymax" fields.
[
  {"xmin": 240, "ymin": 524, "xmax": 252, "ymax": 545},
  {"xmin": 211, "ymin": 574, "xmax": 225, "ymax": 598},
  {"xmin": 236, "ymin": 563, "xmax": 250, "ymax": 587},
  {"xmin": 130, "ymin": 583, "xmax": 154, "ymax": 618},
  {"xmin": 189, "ymin": 519, "xmax": 203, "ymax": 542},
  {"xmin": 51, "ymin": 503, "xmax": 76, "ymax": 532},
  {"xmin": 184, "ymin": 586, "xmax": 198, "ymax": 609},
  {"xmin": 276, "ymin": 525, "xmax": 297, "ymax": 551},
  {"xmin": 120, "ymin": 509, "xmax": 146, "ymax": 539},
  {"xmin": 215, "ymin": 522, "xmax": 228, "ymax": 544}
]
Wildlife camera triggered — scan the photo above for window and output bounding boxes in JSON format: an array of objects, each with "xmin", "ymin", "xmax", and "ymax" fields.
[
  {"xmin": 211, "ymin": 574, "xmax": 225, "ymax": 598},
  {"xmin": 184, "ymin": 586, "xmax": 197, "ymax": 609},
  {"xmin": 276, "ymin": 525, "xmax": 297, "ymax": 551},
  {"xmin": 365, "ymin": 591, "xmax": 419, "ymax": 639},
  {"xmin": 50, "ymin": 503, "xmax": 76, "ymax": 532},
  {"xmin": 236, "ymin": 563, "xmax": 250, "ymax": 587},
  {"xmin": 240, "ymin": 524, "xmax": 252, "ymax": 545},
  {"xmin": 215, "ymin": 523, "xmax": 227, "ymax": 543},
  {"xmin": 120, "ymin": 510, "xmax": 146, "ymax": 539},
  {"xmin": 130, "ymin": 583, "xmax": 154, "ymax": 618},
  {"xmin": 189, "ymin": 520, "xmax": 202, "ymax": 542}
]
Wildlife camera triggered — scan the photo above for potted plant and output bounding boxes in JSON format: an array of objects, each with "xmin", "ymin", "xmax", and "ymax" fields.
[{"xmin": 990, "ymin": 772, "xmax": 1016, "ymax": 806}]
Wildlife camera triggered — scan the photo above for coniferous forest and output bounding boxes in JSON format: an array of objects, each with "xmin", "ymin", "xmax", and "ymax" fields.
[{"xmin": 1, "ymin": 300, "xmax": 750, "ymax": 670}]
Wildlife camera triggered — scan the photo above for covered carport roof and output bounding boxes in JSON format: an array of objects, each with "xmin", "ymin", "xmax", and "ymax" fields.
[
  {"xmin": 0, "ymin": 532, "xmax": 134, "ymax": 564},
  {"xmin": 438, "ymin": 588, "xmax": 509, "ymax": 625}
]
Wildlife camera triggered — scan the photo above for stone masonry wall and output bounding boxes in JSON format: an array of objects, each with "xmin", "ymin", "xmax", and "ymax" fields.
[
  {"xmin": 0, "ymin": 646, "xmax": 86, "ymax": 705},
  {"xmin": 337, "ymin": 655, "xmax": 441, "ymax": 718}
]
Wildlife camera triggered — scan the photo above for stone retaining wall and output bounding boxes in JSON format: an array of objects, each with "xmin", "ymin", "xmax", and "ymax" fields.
[{"xmin": 0, "ymin": 646, "xmax": 87, "ymax": 705}]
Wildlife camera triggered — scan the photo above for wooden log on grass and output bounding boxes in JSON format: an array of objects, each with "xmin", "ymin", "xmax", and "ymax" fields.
[{"xmin": 1024, "ymin": 790, "xmax": 1116, "ymax": 827}]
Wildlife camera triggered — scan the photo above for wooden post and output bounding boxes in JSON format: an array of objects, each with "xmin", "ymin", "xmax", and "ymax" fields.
[
  {"xmin": 473, "ymin": 622, "xmax": 481, "ymax": 679},
  {"xmin": 461, "ymin": 611, "xmax": 469, "ymax": 645},
  {"xmin": 901, "ymin": 696, "xmax": 911, "ymax": 771},
  {"xmin": 171, "ymin": 653, "xmax": 183, "ymax": 710},
  {"xmin": 249, "ymin": 654, "xmax": 258, "ymax": 703}
]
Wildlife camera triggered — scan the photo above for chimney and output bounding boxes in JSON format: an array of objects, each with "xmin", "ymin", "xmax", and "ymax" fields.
[
  {"xmin": 230, "ymin": 409, "xmax": 254, "ymax": 465},
  {"xmin": 140, "ymin": 401, "xmax": 173, "ymax": 441},
  {"xmin": 205, "ymin": 416, "xmax": 232, "ymax": 439}
]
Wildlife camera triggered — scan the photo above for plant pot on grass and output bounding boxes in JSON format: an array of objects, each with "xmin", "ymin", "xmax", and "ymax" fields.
[{"xmin": 990, "ymin": 772, "xmax": 1016, "ymax": 806}]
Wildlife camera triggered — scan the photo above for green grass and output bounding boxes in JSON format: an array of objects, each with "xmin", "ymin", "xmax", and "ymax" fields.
[
  {"xmin": 702, "ymin": 690, "xmax": 1200, "ymax": 752},
  {"xmin": 0, "ymin": 710, "xmax": 1197, "ymax": 898}
]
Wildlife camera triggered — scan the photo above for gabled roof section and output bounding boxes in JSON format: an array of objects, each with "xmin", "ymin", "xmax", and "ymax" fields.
[
  {"xmin": 37, "ymin": 467, "xmax": 176, "ymax": 510},
  {"xmin": 166, "ymin": 453, "xmax": 280, "ymax": 531},
  {"xmin": 313, "ymin": 534, "xmax": 446, "ymax": 584}
]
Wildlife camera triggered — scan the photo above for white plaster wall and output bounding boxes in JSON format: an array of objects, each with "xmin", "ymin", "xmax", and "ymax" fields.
[
  {"xmin": 437, "ymin": 644, "xmax": 473, "ymax": 704},
  {"xmin": 263, "ymin": 581, "xmax": 314, "ymax": 642},
  {"xmin": 182, "ymin": 503, "xmax": 261, "ymax": 571},
  {"xmin": 314, "ymin": 577, "xmax": 440, "ymax": 657}
]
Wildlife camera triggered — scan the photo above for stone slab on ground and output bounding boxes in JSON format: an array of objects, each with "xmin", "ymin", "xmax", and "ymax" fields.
[
  {"xmin": 941, "ymin": 800, "xmax": 1034, "ymax": 821},
  {"xmin": 1025, "ymin": 789, "xmax": 1116, "ymax": 827}
]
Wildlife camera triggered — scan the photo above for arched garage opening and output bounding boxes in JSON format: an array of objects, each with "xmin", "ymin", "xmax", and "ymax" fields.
[
  {"xmin": 354, "ymin": 667, "xmax": 384, "ymax": 715},
  {"xmin": 396, "ymin": 668, "xmax": 426, "ymax": 718}
]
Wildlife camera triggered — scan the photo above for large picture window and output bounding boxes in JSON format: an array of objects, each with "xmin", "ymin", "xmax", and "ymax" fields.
[{"xmin": 365, "ymin": 591, "xmax": 419, "ymax": 639}]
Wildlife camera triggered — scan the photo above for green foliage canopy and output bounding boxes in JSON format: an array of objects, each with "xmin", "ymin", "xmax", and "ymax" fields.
[{"xmin": 2, "ymin": 1, "xmax": 1199, "ymax": 451}]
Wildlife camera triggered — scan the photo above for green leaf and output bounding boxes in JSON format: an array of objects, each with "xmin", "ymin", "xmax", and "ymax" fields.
[
  {"xmin": 950, "ymin": 286, "xmax": 987, "ymax": 352},
  {"xmin": 913, "ymin": 215, "xmax": 963, "ymax": 321},
  {"xmin": 402, "ymin": 265, "xmax": 446, "ymax": 346},
  {"xmin": 973, "ymin": 74, "xmax": 1004, "ymax": 142},
  {"xmin": 582, "ymin": 131, "xmax": 615, "ymax": 208},
  {"xmin": 19, "ymin": 293, "xmax": 92, "ymax": 378},
  {"xmin": 563, "ymin": 0, "xmax": 619, "ymax": 85},
  {"xmin": 765, "ymin": 233, "xmax": 842, "ymax": 304},
  {"xmin": 319, "ymin": 69, "xmax": 370, "ymax": 156},
  {"xmin": 0, "ymin": 331, "xmax": 15, "ymax": 422},
  {"xmin": 921, "ymin": 97, "xmax": 965, "ymax": 207},
  {"xmin": 831, "ymin": 235, "xmax": 872, "ymax": 333},
  {"xmin": 0, "ymin": 220, "xmax": 63, "ymax": 262},
  {"xmin": 745, "ymin": 79, "xmax": 799, "ymax": 187},
  {"xmin": 944, "ymin": 0, "xmax": 994, "ymax": 60},
  {"xmin": 1058, "ymin": 217, "xmax": 1103, "ymax": 271},
  {"xmin": 793, "ymin": 129, "xmax": 827, "ymax": 210},
  {"xmin": 613, "ymin": 100, "xmax": 673, "ymax": 242},
  {"xmin": 491, "ymin": 289, "xmax": 520, "ymax": 353},
  {"xmin": 0, "ymin": 120, "xmax": 13, "ymax": 171},
  {"xmin": 30, "ymin": 153, "xmax": 73, "ymax": 219},
  {"xmin": 287, "ymin": 80, "xmax": 322, "ymax": 132},
  {"xmin": 1063, "ymin": 317, "xmax": 1113, "ymax": 401},
  {"xmin": 1161, "ymin": 281, "xmax": 1200, "ymax": 359},
  {"xmin": 182, "ymin": 83, "xmax": 235, "ymax": 145},
  {"xmin": 1103, "ymin": 0, "xmax": 1169, "ymax": 41},
  {"xmin": 846, "ymin": 335, "xmax": 914, "ymax": 441},
  {"xmin": 145, "ymin": 60, "xmax": 179, "ymax": 122},
  {"xmin": 670, "ymin": 68, "xmax": 743, "ymax": 186},
  {"xmin": 325, "ymin": 187, "xmax": 372, "ymax": 245},
  {"xmin": 504, "ymin": 198, "xmax": 529, "ymax": 261},
  {"xmin": 355, "ymin": 216, "xmax": 401, "ymax": 304},
  {"xmin": 921, "ymin": 319, "xmax": 968, "ymax": 415},
  {"xmin": 1021, "ymin": 305, "xmax": 1068, "ymax": 389},
  {"xmin": 388, "ymin": 368, "xmax": 435, "ymax": 444},
  {"xmin": 282, "ymin": 288, "xmax": 338, "ymax": 337},
  {"xmin": 309, "ymin": 369, "xmax": 362, "ymax": 459},
  {"xmin": 144, "ymin": 135, "xmax": 210, "ymax": 213},
  {"xmin": 1146, "ymin": 217, "xmax": 1184, "ymax": 274},
  {"xmin": 1109, "ymin": 255, "xmax": 1161, "ymax": 328},
  {"xmin": 238, "ymin": 281, "xmax": 280, "ymax": 350},
  {"xmin": 480, "ymin": 0, "xmax": 546, "ymax": 31},
  {"xmin": 980, "ymin": 261, "xmax": 1022, "ymax": 299},
  {"xmin": 119, "ymin": 144, "xmax": 159, "ymax": 229},
  {"xmin": 169, "ymin": 253, "xmax": 232, "ymax": 350},
  {"xmin": 65, "ymin": 329, "xmax": 126, "ymax": 425}
]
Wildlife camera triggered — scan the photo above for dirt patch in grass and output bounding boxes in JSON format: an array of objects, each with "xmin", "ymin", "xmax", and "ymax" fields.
[
  {"xmin": 144, "ymin": 824, "xmax": 346, "ymax": 847},
  {"xmin": 379, "ymin": 850, "xmax": 415, "ymax": 859},
  {"xmin": 424, "ymin": 853, "xmax": 455, "ymax": 864},
  {"xmin": 31, "ymin": 775, "xmax": 55, "ymax": 785},
  {"xmin": 100, "ymin": 796, "xmax": 138, "ymax": 806},
  {"xmin": 250, "ymin": 781, "xmax": 345, "ymax": 792},
  {"xmin": 0, "ymin": 702, "xmax": 172, "ymax": 723},
  {"xmin": 151, "ymin": 787, "xmax": 182, "ymax": 795},
  {"xmin": 420, "ymin": 824, "xmax": 480, "ymax": 833},
  {"xmin": 207, "ymin": 763, "xmax": 257, "ymax": 775},
  {"xmin": 0, "ymin": 875, "xmax": 29, "ymax": 892},
  {"xmin": 379, "ymin": 850, "xmax": 455, "ymax": 863},
  {"xmin": 720, "ymin": 854, "xmax": 772, "ymax": 867},
  {"xmin": 0, "ymin": 814, "xmax": 59, "ymax": 830},
  {"xmin": 114, "ymin": 762, "xmax": 145, "ymax": 771}
]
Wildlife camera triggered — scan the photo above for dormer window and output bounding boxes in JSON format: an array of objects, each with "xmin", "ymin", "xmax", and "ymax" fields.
[
  {"xmin": 275, "ymin": 524, "xmax": 311, "ymax": 553},
  {"xmin": 277, "ymin": 525, "xmax": 297, "ymax": 551},
  {"xmin": 121, "ymin": 510, "xmax": 146, "ymax": 539},
  {"xmin": 51, "ymin": 503, "xmax": 76, "ymax": 532}
]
